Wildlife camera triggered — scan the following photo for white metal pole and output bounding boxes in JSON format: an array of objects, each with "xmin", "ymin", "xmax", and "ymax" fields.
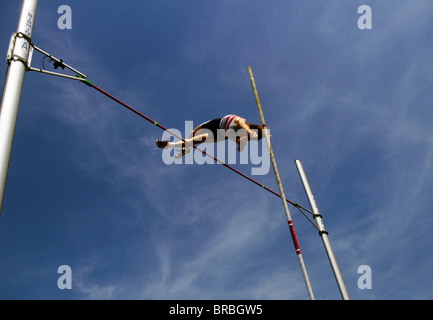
[
  {"xmin": 248, "ymin": 67, "xmax": 315, "ymax": 300},
  {"xmin": 294, "ymin": 159, "xmax": 350, "ymax": 300},
  {"xmin": 0, "ymin": 0, "xmax": 38, "ymax": 214}
]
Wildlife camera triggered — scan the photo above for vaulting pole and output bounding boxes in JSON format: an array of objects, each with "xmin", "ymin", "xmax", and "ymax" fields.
[
  {"xmin": 248, "ymin": 66, "xmax": 315, "ymax": 300},
  {"xmin": 0, "ymin": 0, "xmax": 38, "ymax": 215},
  {"xmin": 294, "ymin": 159, "xmax": 350, "ymax": 300}
]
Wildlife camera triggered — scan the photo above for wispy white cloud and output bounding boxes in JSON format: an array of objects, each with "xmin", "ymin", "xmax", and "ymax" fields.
[
  {"xmin": 72, "ymin": 263, "xmax": 116, "ymax": 300},
  {"xmin": 135, "ymin": 192, "xmax": 311, "ymax": 299}
]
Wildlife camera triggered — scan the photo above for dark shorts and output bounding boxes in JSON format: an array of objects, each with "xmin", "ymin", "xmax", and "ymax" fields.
[{"xmin": 196, "ymin": 118, "xmax": 225, "ymax": 142}]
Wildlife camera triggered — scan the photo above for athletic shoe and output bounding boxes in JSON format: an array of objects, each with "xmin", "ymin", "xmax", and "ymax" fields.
[{"xmin": 156, "ymin": 140, "xmax": 169, "ymax": 149}]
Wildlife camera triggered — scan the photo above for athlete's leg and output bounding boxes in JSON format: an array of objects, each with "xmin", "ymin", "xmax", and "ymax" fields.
[
  {"xmin": 158, "ymin": 132, "xmax": 209, "ymax": 149},
  {"xmin": 156, "ymin": 123, "xmax": 208, "ymax": 149},
  {"xmin": 157, "ymin": 120, "xmax": 218, "ymax": 150}
]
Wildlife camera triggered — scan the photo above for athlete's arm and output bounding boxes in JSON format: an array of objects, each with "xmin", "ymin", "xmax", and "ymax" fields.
[{"xmin": 234, "ymin": 117, "xmax": 257, "ymax": 139}]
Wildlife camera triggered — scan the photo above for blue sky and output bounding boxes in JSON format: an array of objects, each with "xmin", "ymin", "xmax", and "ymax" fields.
[{"xmin": 1, "ymin": 0, "xmax": 433, "ymax": 300}]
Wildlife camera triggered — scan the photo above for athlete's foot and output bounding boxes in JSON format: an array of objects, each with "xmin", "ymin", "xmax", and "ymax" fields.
[{"xmin": 156, "ymin": 140, "xmax": 169, "ymax": 149}]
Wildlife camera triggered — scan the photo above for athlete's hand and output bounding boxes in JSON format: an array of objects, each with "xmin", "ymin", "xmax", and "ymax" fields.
[{"xmin": 249, "ymin": 131, "xmax": 258, "ymax": 139}]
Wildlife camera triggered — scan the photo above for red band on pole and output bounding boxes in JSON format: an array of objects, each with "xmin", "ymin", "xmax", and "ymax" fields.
[{"xmin": 288, "ymin": 221, "xmax": 302, "ymax": 255}]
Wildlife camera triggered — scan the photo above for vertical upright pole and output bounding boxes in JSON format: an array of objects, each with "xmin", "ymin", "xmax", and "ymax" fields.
[
  {"xmin": 0, "ymin": 0, "xmax": 38, "ymax": 215},
  {"xmin": 294, "ymin": 159, "xmax": 350, "ymax": 300},
  {"xmin": 248, "ymin": 66, "xmax": 315, "ymax": 300}
]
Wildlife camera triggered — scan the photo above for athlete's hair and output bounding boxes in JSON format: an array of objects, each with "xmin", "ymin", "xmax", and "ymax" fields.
[{"xmin": 248, "ymin": 123, "xmax": 263, "ymax": 140}]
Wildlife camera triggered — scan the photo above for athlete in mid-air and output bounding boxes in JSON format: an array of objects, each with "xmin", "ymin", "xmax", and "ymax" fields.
[{"xmin": 156, "ymin": 114, "xmax": 264, "ymax": 158}]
